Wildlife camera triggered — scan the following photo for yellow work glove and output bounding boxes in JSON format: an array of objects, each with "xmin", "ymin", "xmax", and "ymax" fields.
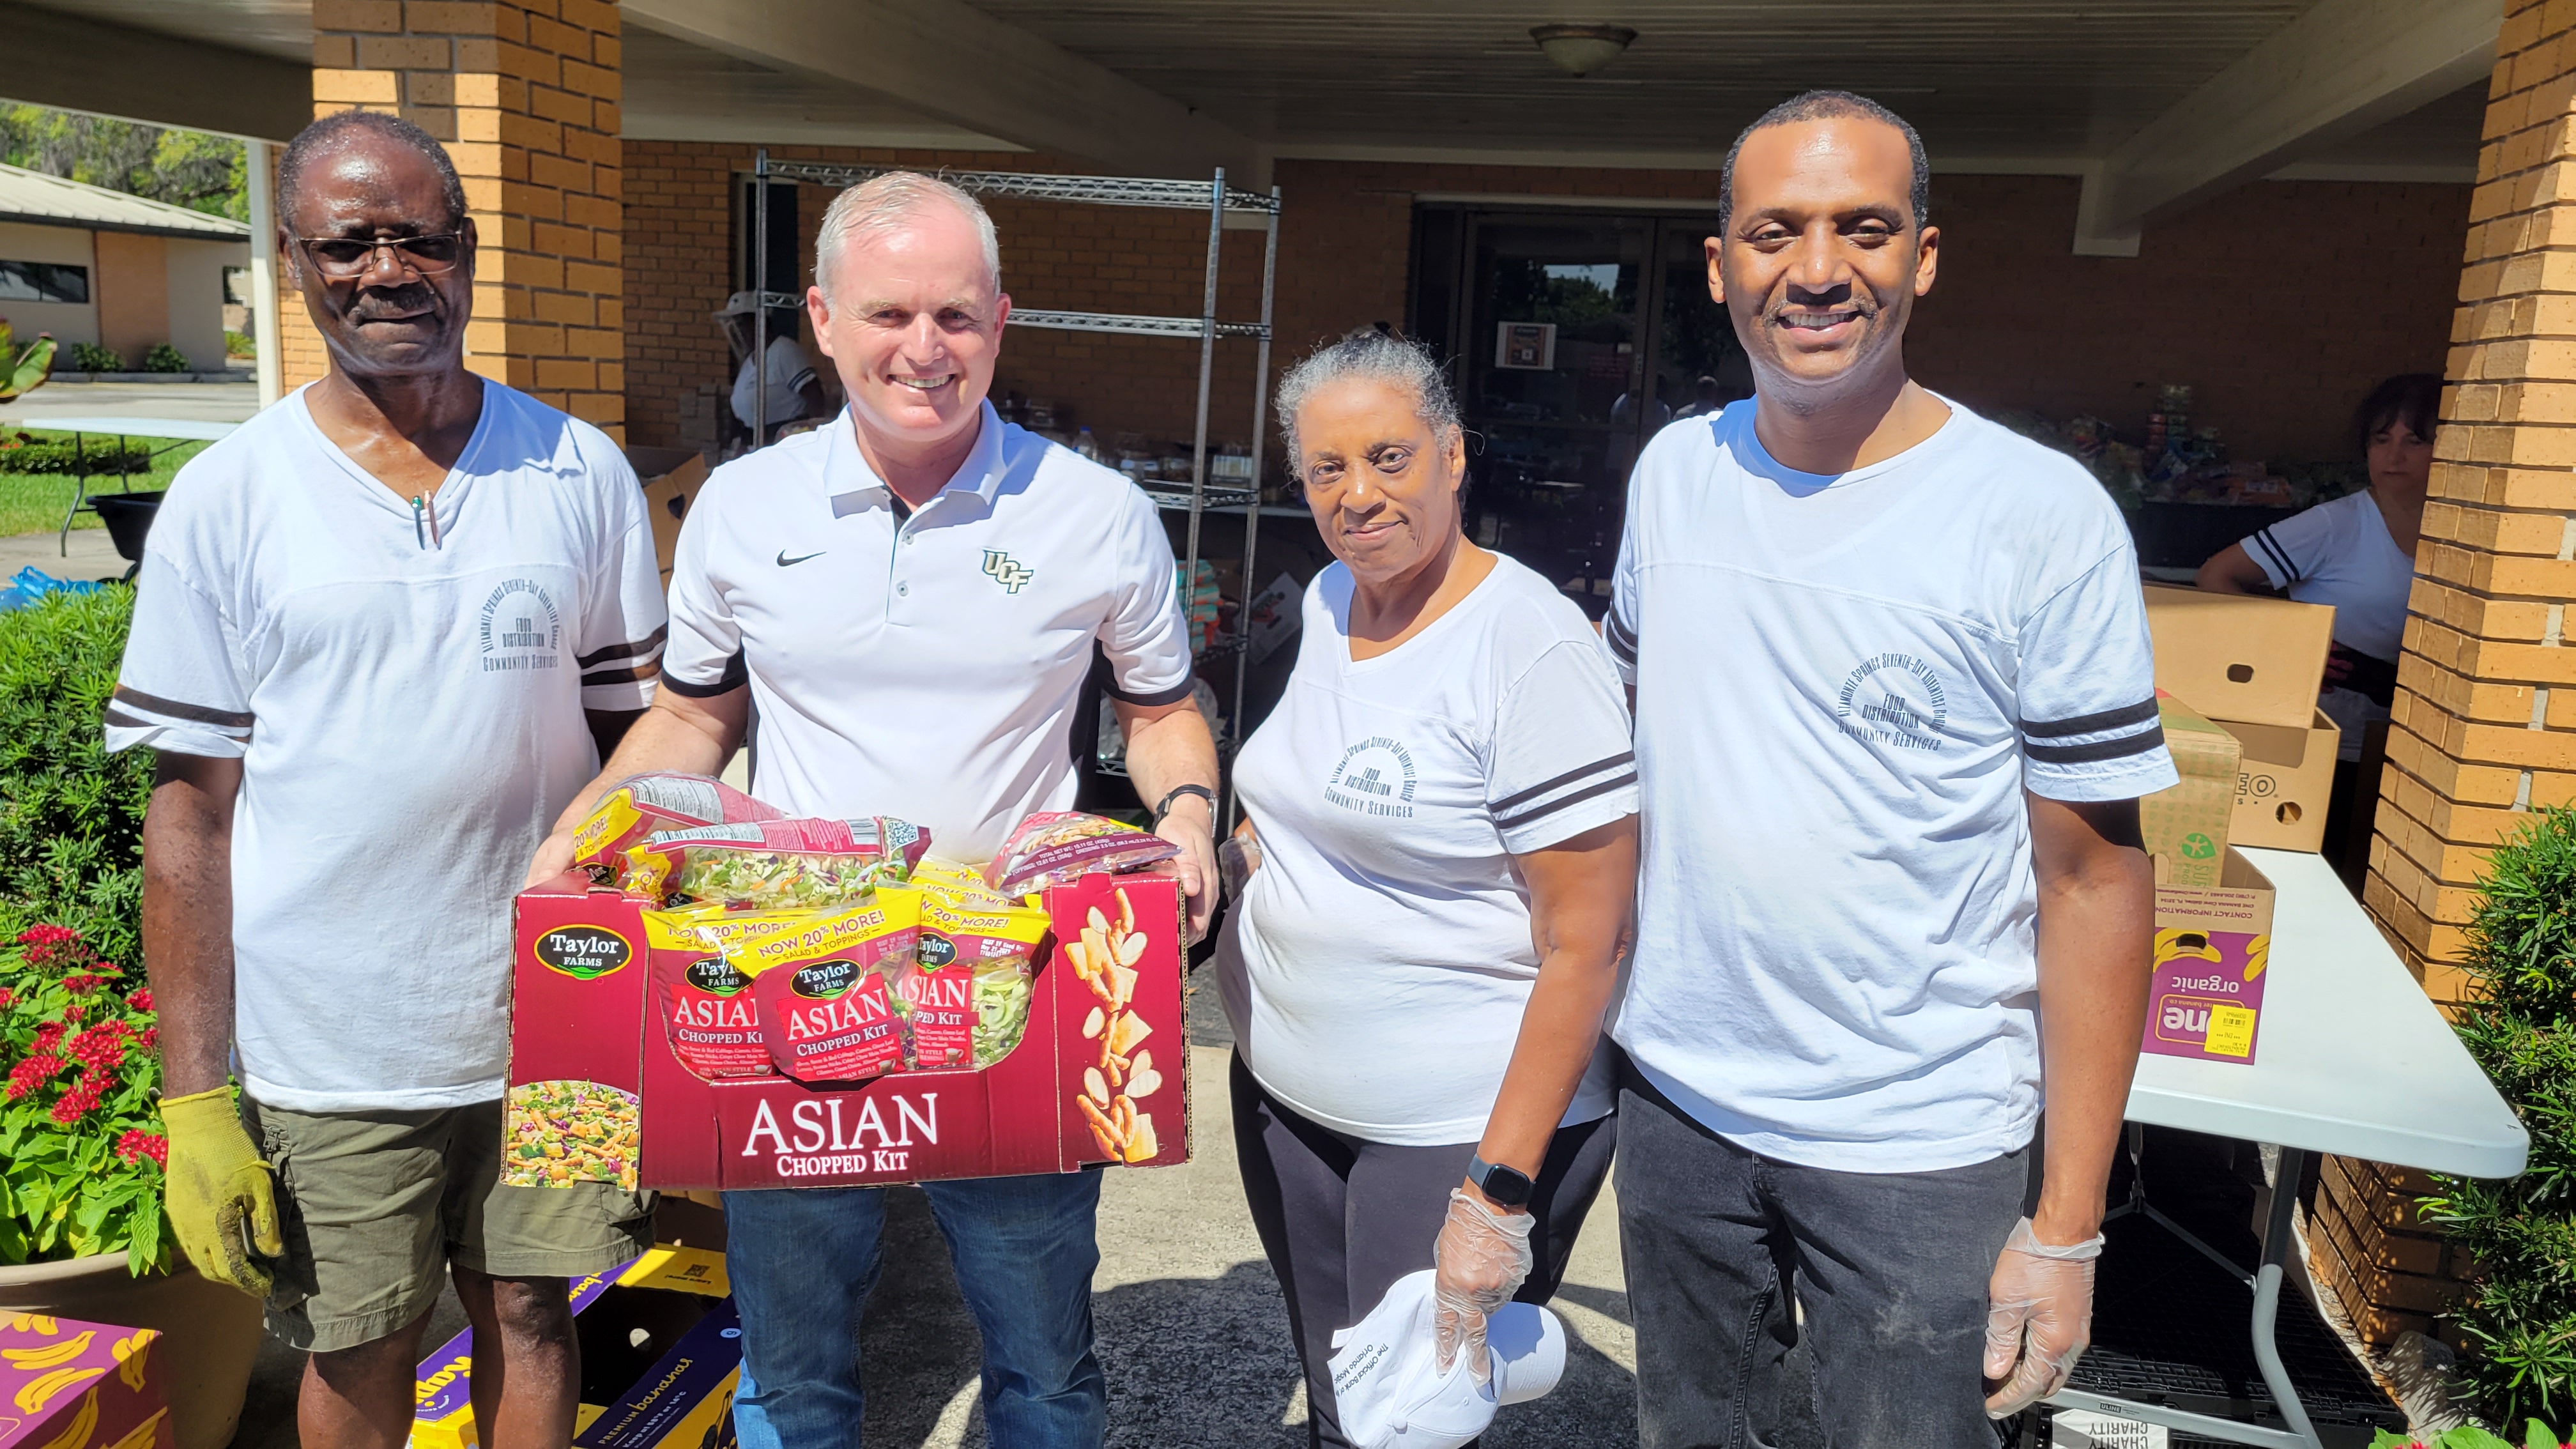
[{"xmin": 158, "ymin": 1087, "xmax": 282, "ymax": 1298}]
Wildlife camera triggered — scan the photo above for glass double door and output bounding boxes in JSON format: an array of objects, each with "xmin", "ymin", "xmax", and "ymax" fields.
[{"xmin": 1412, "ymin": 209, "xmax": 1746, "ymax": 615}]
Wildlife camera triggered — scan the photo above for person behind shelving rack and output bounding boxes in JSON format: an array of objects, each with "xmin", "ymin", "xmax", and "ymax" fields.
[
  {"xmin": 1215, "ymin": 328, "xmax": 1638, "ymax": 1448},
  {"xmin": 716, "ymin": 291, "xmax": 827, "ymax": 446},
  {"xmin": 1601, "ymin": 90, "xmax": 2176, "ymax": 1446},
  {"xmin": 523, "ymin": 169, "xmax": 1223, "ymax": 1449},
  {"xmin": 2193, "ymin": 372, "xmax": 2435, "ymax": 889},
  {"xmin": 110, "ymin": 110, "xmax": 667, "ymax": 1449}
]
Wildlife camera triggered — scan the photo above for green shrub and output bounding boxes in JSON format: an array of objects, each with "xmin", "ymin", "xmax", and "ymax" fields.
[
  {"xmin": 139, "ymin": 343, "xmax": 188, "ymax": 374},
  {"xmin": 2423, "ymin": 806, "xmax": 2576, "ymax": 1425},
  {"xmin": 223, "ymin": 329, "xmax": 254, "ymax": 360},
  {"xmin": 0, "ymin": 590, "xmax": 151, "ymax": 969},
  {"xmin": 66, "ymin": 342, "xmax": 122, "ymax": 374},
  {"xmin": 0, "ymin": 433, "xmax": 148, "ymax": 477}
]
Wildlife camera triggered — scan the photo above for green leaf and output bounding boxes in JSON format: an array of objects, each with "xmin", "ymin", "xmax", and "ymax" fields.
[
  {"xmin": 2523, "ymin": 1420, "xmax": 2557, "ymax": 1449},
  {"xmin": 2437, "ymin": 1430, "xmax": 2517, "ymax": 1449}
]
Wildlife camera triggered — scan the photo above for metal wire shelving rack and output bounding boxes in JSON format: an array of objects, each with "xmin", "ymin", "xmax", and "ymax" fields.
[{"xmin": 748, "ymin": 153, "xmax": 1282, "ymax": 801}]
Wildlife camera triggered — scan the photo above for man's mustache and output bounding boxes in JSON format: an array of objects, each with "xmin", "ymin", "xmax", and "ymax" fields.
[{"xmin": 346, "ymin": 284, "xmax": 441, "ymax": 322}]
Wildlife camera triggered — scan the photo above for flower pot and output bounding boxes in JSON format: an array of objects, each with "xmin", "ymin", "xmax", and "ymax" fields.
[{"xmin": 0, "ymin": 1253, "xmax": 263, "ymax": 1449}]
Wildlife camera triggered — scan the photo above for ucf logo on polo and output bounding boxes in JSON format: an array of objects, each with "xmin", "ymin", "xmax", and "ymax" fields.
[{"xmin": 982, "ymin": 550, "xmax": 1036, "ymax": 594}]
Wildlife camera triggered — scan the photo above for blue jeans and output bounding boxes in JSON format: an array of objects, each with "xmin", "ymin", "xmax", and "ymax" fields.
[{"xmin": 723, "ymin": 1172, "xmax": 1107, "ymax": 1449}]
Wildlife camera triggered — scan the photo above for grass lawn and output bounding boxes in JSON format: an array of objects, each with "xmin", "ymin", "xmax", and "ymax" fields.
[{"xmin": 0, "ymin": 431, "xmax": 215, "ymax": 537}]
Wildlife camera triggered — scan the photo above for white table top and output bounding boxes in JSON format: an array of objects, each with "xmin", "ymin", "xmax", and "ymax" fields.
[
  {"xmin": 20, "ymin": 417, "xmax": 239, "ymax": 443},
  {"xmin": 2125, "ymin": 847, "xmax": 2527, "ymax": 1179}
]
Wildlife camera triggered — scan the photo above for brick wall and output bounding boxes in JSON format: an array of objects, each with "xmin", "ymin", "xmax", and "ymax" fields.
[
  {"xmin": 1266, "ymin": 159, "xmax": 2465, "ymax": 464},
  {"xmin": 2299, "ymin": 0, "xmax": 2576, "ymax": 1354},
  {"xmin": 622, "ymin": 141, "xmax": 1271, "ymax": 462},
  {"xmin": 293, "ymin": 0, "xmax": 625, "ymax": 437}
]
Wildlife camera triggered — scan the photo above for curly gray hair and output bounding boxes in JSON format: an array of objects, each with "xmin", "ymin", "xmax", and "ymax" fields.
[{"xmin": 1275, "ymin": 329, "xmax": 1463, "ymax": 470}]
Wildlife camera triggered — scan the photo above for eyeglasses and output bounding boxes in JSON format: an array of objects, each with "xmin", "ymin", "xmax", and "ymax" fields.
[{"xmin": 295, "ymin": 233, "xmax": 463, "ymax": 279}]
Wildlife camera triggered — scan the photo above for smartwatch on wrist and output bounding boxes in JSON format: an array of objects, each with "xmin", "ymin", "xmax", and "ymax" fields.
[
  {"xmin": 1151, "ymin": 783, "xmax": 1218, "ymax": 835},
  {"xmin": 1466, "ymin": 1153, "xmax": 1534, "ymax": 1209}
]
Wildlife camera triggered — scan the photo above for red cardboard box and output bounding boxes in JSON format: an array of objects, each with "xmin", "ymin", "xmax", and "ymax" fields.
[
  {"xmin": 0, "ymin": 1315, "xmax": 171, "ymax": 1449},
  {"xmin": 508, "ymin": 872, "xmax": 1188, "ymax": 1192}
]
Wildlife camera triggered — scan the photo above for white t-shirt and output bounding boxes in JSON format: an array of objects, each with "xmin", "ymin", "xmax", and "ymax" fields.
[
  {"xmin": 105, "ymin": 381, "xmax": 666, "ymax": 1112},
  {"xmin": 1604, "ymin": 400, "xmax": 2178, "ymax": 1174},
  {"xmin": 1215, "ymin": 554, "xmax": 1637, "ymax": 1146},
  {"xmin": 2242, "ymin": 489, "xmax": 2413, "ymax": 760},
  {"xmin": 731, "ymin": 335, "xmax": 818, "ymax": 430},
  {"xmin": 663, "ymin": 402, "xmax": 1192, "ymax": 861}
]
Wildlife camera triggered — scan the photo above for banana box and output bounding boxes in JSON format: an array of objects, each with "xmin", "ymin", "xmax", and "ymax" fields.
[
  {"xmin": 409, "ymin": 1246, "xmax": 727, "ymax": 1449},
  {"xmin": 0, "ymin": 1314, "xmax": 169, "ymax": 1449},
  {"xmin": 2143, "ymin": 848, "xmax": 2276, "ymax": 1065}
]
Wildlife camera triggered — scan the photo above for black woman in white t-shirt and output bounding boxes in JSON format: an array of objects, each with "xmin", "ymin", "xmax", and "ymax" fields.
[
  {"xmin": 1213, "ymin": 330, "xmax": 1641, "ymax": 1448},
  {"xmin": 2196, "ymin": 372, "xmax": 2435, "ymax": 885}
]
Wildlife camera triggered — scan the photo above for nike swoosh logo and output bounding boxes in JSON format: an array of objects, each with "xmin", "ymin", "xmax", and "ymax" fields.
[{"xmin": 776, "ymin": 550, "xmax": 825, "ymax": 567}]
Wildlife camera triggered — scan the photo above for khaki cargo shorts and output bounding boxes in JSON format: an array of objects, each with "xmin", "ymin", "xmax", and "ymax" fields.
[{"xmin": 244, "ymin": 1096, "xmax": 653, "ymax": 1353}]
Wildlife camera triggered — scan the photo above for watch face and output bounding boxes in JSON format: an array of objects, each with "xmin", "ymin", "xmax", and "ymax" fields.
[{"xmin": 1475, "ymin": 1158, "xmax": 1535, "ymax": 1207}]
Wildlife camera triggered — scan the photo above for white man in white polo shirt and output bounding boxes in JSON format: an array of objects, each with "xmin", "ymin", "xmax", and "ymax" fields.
[{"xmin": 528, "ymin": 172, "xmax": 1219, "ymax": 1449}]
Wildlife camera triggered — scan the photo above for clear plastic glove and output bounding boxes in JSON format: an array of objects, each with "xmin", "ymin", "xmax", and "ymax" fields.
[
  {"xmin": 1432, "ymin": 1187, "xmax": 1535, "ymax": 1383},
  {"xmin": 1982, "ymin": 1216, "xmax": 2103, "ymax": 1418}
]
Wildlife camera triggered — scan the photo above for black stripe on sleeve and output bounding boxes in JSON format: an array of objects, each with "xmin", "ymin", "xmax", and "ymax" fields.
[
  {"xmin": 1492, "ymin": 771, "xmax": 1639, "ymax": 831},
  {"xmin": 582, "ymin": 661, "xmax": 661, "ymax": 687},
  {"xmin": 1604, "ymin": 610, "xmax": 1637, "ymax": 664},
  {"xmin": 2250, "ymin": 529, "xmax": 2300, "ymax": 585},
  {"xmin": 2019, "ymin": 697, "xmax": 2159, "ymax": 739},
  {"xmin": 1489, "ymin": 751, "xmax": 1636, "ymax": 815},
  {"xmin": 659, "ymin": 649, "xmax": 747, "ymax": 699},
  {"xmin": 2023, "ymin": 726, "xmax": 2168, "ymax": 766},
  {"xmin": 112, "ymin": 685, "xmax": 252, "ymax": 730},
  {"xmin": 1104, "ymin": 675, "xmax": 1197, "ymax": 708},
  {"xmin": 576, "ymin": 624, "xmax": 668, "ymax": 668},
  {"xmin": 103, "ymin": 703, "xmax": 245, "ymax": 737}
]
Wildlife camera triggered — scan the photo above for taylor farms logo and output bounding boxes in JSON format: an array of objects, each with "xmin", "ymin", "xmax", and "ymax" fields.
[
  {"xmin": 535, "ymin": 926, "xmax": 631, "ymax": 980},
  {"xmin": 1325, "ymin": 736, "xmax": 1417, "ymax": 818},
  {"xmin": 478, "ymin": 578, "xmax": 563, "ymax": 673},
  {"xmin": 916, "ymin": 932, "xmax": 957, "ymax": 968},
  {"xmin": 982, "ymin": 550, "xmax": 1036, "ymax": 594},
  {"xmin": 790, "ymin": 960, "xmax": 861, "ymax": 999},
  {"xmin": 1836, "ymin": 653, "xmax": 1949, "ymax": 752},
  {"xmin": 684, "ymin": 957, "xmax": 746, "ymax": 996}
]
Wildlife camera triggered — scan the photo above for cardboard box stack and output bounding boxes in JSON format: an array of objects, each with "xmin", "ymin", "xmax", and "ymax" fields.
[{"xmin": 2129, "ymin": 586, "xmax": 2338, "ymax": 1066}]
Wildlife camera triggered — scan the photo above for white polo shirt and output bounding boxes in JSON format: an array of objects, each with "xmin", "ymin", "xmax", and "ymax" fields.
[{"xmin": 663, "ymin": 402, "xmax": 1193, "ymax": 861}]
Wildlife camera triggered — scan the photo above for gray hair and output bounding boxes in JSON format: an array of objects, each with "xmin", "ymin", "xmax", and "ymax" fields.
[
  {"xmin": 815, "ymin": 172, "xmax": 1001, "ymax": 302},
  {"xmin": 1276, "ymin": 329, "xmax": 1463, "ymax": 468}
]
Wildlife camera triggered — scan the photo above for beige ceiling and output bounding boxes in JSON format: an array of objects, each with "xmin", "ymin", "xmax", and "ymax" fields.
[{"xmin": 4, "ymin": 0, "xmax": 2487, "ymax": 176}]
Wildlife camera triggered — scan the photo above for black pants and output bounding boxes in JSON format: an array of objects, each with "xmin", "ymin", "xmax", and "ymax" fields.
[
  {"xmin": 1616, "ymin": 1078, "xmax": 2025, "ymax": 1449},
  {"xmin": 1229, "ymin": 1052, "xmax": 1616, "ymax": 1449}
]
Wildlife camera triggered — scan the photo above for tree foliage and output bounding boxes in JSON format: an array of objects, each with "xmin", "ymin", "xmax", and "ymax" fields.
[{"xmin": 0, "ymin": 104, "xmax": 246, "ymax": 222}]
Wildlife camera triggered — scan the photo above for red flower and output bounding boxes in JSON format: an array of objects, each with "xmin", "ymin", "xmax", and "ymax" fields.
[
  {"xmin": 5, "ymin": 1053, "xmax": 62, "ymax": 1100},
  {"xmin": 26, "ymin": 1021, "xmax": 62, "ymax": 1054},
  {"xmin": 0, "ymin": 986, "xmax": 14, "ymax": 1009},
  {"xmin": 59, "ymin": 1004, "xmax": 82, "ymax": 1023},
  {"xmin": 61, "ymin": 974, "xmax": 101, "ymax": 995},
  {"xmin": 114, "ymin": 1130, "xmax": 167, "ymax": 1168},
  {"xmin": 127, "ymin": 988, "xmax": 152, "ymax": 1013},
  {"xmin": 67, "ymin": 1022, "xmax": 126, "ymax": 1069},
  {"xmin": 136, "ymin": 1027, "xmax": 157, "ymax": 1050},
  {"xmin": 19, "ymin": 925, "xmax": 80, "ymax": 946}
]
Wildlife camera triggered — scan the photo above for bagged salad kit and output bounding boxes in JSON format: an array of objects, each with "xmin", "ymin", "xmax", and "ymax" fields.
[{"xmin": 510, "ymin": 777, "xmax": 1188, "ymax": 1191}]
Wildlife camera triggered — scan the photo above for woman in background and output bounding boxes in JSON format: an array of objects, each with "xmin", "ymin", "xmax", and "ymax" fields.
[{"xmin": 2196, "ymin": 372, "xmax": 2435, "ymax": 887}]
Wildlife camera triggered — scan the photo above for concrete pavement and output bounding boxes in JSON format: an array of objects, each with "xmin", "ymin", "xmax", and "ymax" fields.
[{"xmin": 4, "ymin": 379, "xmax": 261, "ymax": 429}]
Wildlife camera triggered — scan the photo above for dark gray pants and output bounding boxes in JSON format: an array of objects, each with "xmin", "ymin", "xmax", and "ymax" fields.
[
  {"xmin": 1616, "ymin": 1078, "xmax": 2026, "ymax": 1449},
  {"xmin": 1230, "ymin": 1052, "xmax": 1617, "ymax": 1449}
]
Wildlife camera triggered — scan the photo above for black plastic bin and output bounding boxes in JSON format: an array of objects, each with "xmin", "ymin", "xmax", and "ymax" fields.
[{"xmin": 88, "ymin": 491, "xmax": 163, "ymax": 567}]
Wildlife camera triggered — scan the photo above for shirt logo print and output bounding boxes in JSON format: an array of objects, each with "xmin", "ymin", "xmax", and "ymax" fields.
[
  {"xmin": 1324, "ymin": 737, "xmax": 1417, "ymax": 818},
  {"xmin": 1834, "ymin": 652, "xmax": 1949, "ymax": 752},
  {"xmin": 982, "ymin": 550, "xmax": 1036, "ymax": 594}
]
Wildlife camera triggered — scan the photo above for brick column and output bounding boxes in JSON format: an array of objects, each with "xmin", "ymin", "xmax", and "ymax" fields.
[
  {"xmin": 2313, "ymin": 0, "xmax": 2576, "ymax": 1349},
  {"xmin": 288, "ymin": 0, "xmax": 624, "ymax": 439}
]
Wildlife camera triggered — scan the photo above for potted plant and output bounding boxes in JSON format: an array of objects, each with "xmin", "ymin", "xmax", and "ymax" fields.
[{"xmin": 0, "ymin": 922, "xmax": 260, "ymax": 1449}]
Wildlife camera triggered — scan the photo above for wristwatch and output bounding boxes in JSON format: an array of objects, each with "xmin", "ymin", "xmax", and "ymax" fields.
[
  {"xmin": 1466, "ymin": 1153, "xmax": 1534, "ymax": 1209},
  {"xmin": 1151, "ymin": 783, "xmax": 1218, "ymax": 835}
]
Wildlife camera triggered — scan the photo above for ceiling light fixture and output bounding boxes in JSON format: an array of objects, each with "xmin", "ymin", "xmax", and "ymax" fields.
[{"xmin": 1530, "ymin": 23, "xmax": 1637, "ymax": 78}]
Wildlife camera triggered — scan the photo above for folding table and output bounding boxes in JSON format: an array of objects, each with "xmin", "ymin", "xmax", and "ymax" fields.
[
  {"xmin": 29, "ymin": 417, "xmax": 238, "ymax": 553},
  {"xmin": 2046, "ymin": 847, "xmax": 2529, "ymax": 1448}
]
